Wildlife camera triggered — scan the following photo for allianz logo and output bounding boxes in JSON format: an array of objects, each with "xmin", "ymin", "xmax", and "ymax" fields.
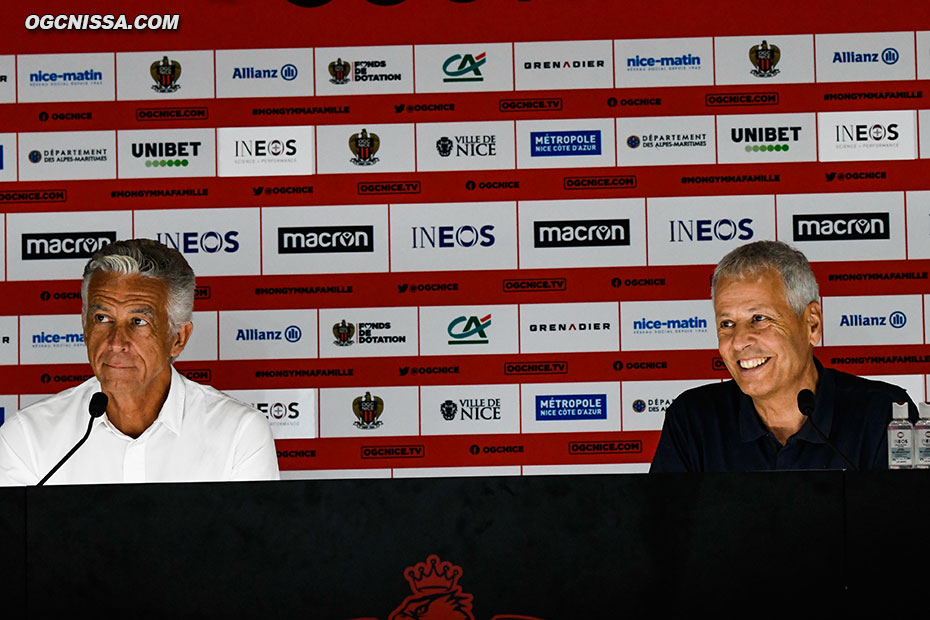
[
  {"xmin": 632, "ymin": 317, "xmax": 708, "ymax": 331},
  {"xmin": 236, "ymin": 325, "xmax": 302, "ymax": 343},
  {"xmin": 32, "ymin": 331, "xmax": 84, "ymax": 346},
  {"xmin": 839, "ymin": 311, "xmax": 906, "ymax": 328}
]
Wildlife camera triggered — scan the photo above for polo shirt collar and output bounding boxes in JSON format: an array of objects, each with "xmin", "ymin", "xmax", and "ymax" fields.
[{"xmin": 738, "ymin": 357, "xmax": 833, "ymax": 443}]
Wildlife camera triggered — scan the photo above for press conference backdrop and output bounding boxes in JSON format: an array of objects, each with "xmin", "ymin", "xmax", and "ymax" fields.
[{"xmin": 0, "ymin": 1, "xmax": 928, "ymax": 479}]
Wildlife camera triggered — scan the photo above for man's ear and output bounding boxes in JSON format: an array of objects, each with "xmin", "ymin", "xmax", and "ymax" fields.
[
  {"xmin": 170, "ymin": 322, "xmax": 193, "ymax": 358},
  {"xmin": 806, "ymin": 301, "xmax": 823, "ymax": 346}
]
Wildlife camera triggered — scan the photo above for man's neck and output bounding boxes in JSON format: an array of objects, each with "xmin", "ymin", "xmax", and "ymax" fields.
[
  {"xmin": 104, "ymin": 372, "xmax": 173, "ymax": 439},
  {"xmin": 752, "ymin": 362, "xmax": 820, "ymax": 446}
]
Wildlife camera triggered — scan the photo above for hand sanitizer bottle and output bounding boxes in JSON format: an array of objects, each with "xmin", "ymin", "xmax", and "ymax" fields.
[
  {"xmin": 888, "ymin": 402, "xmax": 914, "ymax": 469},
  {"xmin": 915, "ymin": 403, "xmax": 930, "ymax": 469}
]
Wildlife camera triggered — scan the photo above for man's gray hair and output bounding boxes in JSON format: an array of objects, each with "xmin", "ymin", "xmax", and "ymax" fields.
[
  {"xmin": 711, "ymin": 240, "xmax": 819, "ymax": 316},
  {"xmin": 81, "ymin": 238, "xmax": 195, "ymax": 333}
]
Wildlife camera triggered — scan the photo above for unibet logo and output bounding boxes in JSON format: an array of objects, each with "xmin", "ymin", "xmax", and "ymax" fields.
[
  {"xmin": 131, "ymin": 141, "xmax": 201, "ymax": 168},
  {"xmin": 730, "ymin": 126, "xmax": 801, "ymax": 153}
]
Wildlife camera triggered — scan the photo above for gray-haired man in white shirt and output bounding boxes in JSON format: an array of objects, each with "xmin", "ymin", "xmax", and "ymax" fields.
[{"xmin": 0, "ymin": 239, "xmax": 279, "ymax": 485}]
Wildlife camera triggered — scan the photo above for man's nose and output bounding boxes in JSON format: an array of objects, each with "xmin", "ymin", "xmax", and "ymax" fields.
[
  {"xmin": 107, "ymin": 323, "xmax": 131, "ymax": 350},
  {"xmin": 730, "ymin": 321, "xmax": 754, "ymax": 350}
]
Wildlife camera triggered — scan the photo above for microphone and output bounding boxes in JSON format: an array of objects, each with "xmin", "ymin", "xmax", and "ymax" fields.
[
  {"xmin": 37, "ymin": 392, "xmax": 108, "ymax": 486},
  {"xmin": 797, "ymin": 389, "xmax": 857, "ymax": 471}
]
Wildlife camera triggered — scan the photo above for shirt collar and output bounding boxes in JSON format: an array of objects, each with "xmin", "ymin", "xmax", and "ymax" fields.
[
  {"xmin": 738, "ymin": 357, "xmax": 833, "ymax": 443},
  {"xmin": 95, "ymin": 366, "xmax": 186, "ymax": 438}
]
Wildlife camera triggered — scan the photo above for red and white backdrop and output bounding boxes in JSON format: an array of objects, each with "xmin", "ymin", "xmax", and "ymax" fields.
[{"xmin": 0, "ymin": 0, "xmax": 928, "ymax": 479}]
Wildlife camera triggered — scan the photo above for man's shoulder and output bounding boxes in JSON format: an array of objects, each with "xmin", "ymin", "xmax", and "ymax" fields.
[
  {"xmin": 672, "ymin": 380, "xmax": 742, "ymax": 409},
  {"xmin": 177, "ymin": 373, "xmax": 265, "ymax": 424},
  {"xmin": 831, "ymin": 367, "xmax": 909, "ymax": 400}
]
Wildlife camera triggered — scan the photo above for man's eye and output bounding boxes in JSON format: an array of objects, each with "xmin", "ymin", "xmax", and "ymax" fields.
[
  {"xmin": 95, "ymin": 314, "xmax": 109, "ymax": 323},
  {"xmin": 719, "ymin": 320, "xmax": 733, "ymax": 329},
  {"xmin": 132, "ymin": 318, "xmax": 149, "ymax": 326},
  {"xmin": 752, "ymin": 315, "xmax": 768, "ymax": 323}
]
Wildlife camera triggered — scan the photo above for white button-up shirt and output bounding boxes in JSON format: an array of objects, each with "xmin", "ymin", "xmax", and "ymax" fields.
[{"xmin": 0, "ymin": 367, "xmax": 279, "ymax": 485}]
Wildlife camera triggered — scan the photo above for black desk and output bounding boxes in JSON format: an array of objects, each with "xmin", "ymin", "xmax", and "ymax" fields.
[{"xmin": 1, "ymin": 471, "xmax": 925, "ymax": 618}]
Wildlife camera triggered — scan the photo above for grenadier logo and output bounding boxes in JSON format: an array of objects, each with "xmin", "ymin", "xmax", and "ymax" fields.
[
  {"xmin": 151, "ymin": 56, "xmax": 182, "ymax": 93},
  {"xmin": 349, "ymin": 128, "xmax": 380, "ymax": 166},
  {"xmin": 328, "ymin": 58, "xmax": 351, "ymax": 84},
  {"xmin": 332, "ymin": 320, "xmax": 356, "ymax": 346},
  {"xmin": 749, "ymin": 40, "xmax": 780, "ymax": 78},
  {"xmin": 353, "ymin": 391, "xmax": 384, "ymax": 429}
]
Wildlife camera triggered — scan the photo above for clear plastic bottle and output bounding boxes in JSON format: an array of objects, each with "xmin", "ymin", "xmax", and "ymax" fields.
[
  {"xmin": 888, "ymin": 402, "xmax": 915, "ymax": 469},
  {"xmin": 915, "ymin": 403, "xmax": 930, "ymax": 469}
]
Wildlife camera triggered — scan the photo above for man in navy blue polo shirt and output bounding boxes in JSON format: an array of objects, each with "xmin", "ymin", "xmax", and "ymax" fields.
[{"xmin": 650, "ymin": 240, "xmax": 917, "ymax": 472}]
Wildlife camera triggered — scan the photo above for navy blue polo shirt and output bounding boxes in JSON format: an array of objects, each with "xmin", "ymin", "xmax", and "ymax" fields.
[{"xmin": 650, "ymin": 360, "xmax": 918, "ymax": 472}]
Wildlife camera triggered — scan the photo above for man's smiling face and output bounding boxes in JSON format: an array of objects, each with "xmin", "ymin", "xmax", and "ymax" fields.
[{"xmin": 714, "ymin": 268, "xmax": 822, "ymax": 403}]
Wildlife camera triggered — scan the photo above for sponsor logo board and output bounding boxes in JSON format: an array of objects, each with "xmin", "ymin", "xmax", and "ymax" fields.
[
  {"xmin": 714, "ymin": 35, "xmax": 815, "ymax": 85},
  {"xmin": 262, "ymin": 204, "xmax": 388, "ymax": 275},
  {"xmin": 20, "ymin": 314, "xmax": 86, "ymax": 365},
  {"xmin": 514, "ymin": 40, "xmax": 614, "ymax": 90},
  {"xmin": 226, "ymin": 388, "xmax": 317, "ymax": 440},
  {"xmin": 314, "ymin": 45, "xmax": 413, "ymax": 96},
  {"xmin": 19, "ymin": 130, "xmax": 116, "ymax": 181},
  {"xmin": 776, "ymin": 191, "xmax": 905, "ymax": 261},
  {"xmin": 419, "ymin": 304, "xmax": 519, "ymax": 357},
  {"xmin": 217, "ymin": 125, "xmax": 314, "ymax": 177},
  {"xmin": 822, "ymin": 295, "xmax": 923, "ymax": 346},
  {"xmin": 0, "ymin": 56, "xmax": 15, "ymax": 104},
  {"xmin": 620, "ymin": 299, "xmax": 717, "ymax": 351},
  {"xmin": 906, "ymin": 190, "xmax": 930, "ymax": 260},
  {"xmin": 516, "ymin": 118, "xmax": 616, "ymax": 169},
  {"xmin": 415, "ymin": 121, "xmax": 516, "ymax": 171},
  {"xmin": 174, "ymin": 311, "xmax": 218, "ymax": 362},
  {"xmin": 815, "ymin": 32, "xmax": 915, "ymax": 82},
  {"xmin": 316, "ymin": 123, "xmax": 414, "ymax": 174},
  {"xmin": 622, "ymin": 379, "xmax": 719, "ymax": 432},
  {"xmin": 860, "ymin": 375, "xmax": 926, "ymax": 407},
  {"xmin": 116, "ymin": 51, "xmax": 215, "ymax": 100},
  {"xmin": 17, "ymin": 52, "xmax": 115, "ymax": 103},
  {"xmin": 520, "ymin": 382, "xmax": 620, "ymax": 433},
  {"xmin": 219, "ymin": 309, "xmax": 317, "ymax": 360},
  {"xmin": 0, "ymin": 133, "xmax": 17, "ymax": 183},
  {"xmin": 420, "ymin": 384, "xmax": 520, "ymax": 436},
  {"xmin": 390, "ymin": 201, "xmax": 517, "ymax": 272},
  {"xmin": 614, "ymin": 37, "xmax": 713, "ymax": 88},
  {"xmin": 319, "ymin": 386, "xmax": 419, "ymax": 438},
  {"xmin": 520, "ymin": 302, "xmax": 619, "ymax": 354},
  {"xmin": 319, "ymin": 307, "xmax": 418, "ymax": 358},
  {"xmin": 7, "ymin": 210, "xmax": 131, "ymax": 281},
  {"xmin": 135, "ymin": 207, "xmax": 261, "ymax": 276},
  {"xmin": 117, "ymin": 128, "xmax": 216, "ymax": 178},
  {"xmin": 647, "ymin": 194, "xmax": 775, "ymax": 265},
  {"xmin": 519, "ymin": 198, "xmax": 645, "ymax": 269},
  {"xmin": 919, "ymin": 110, "xmax": 930, "ymax": 161},
  {"xmin": 0, "ymin": 316, "xmax": 18, "ymax": 365},
  {"xmin": 818, "ymin": 110, "xmax": 917, "ymax": 162},
  {"xmin": 716, "ymin": 113, "xmax": 817, "ymax": 163},
  {"xmin": 918, "ymin": 31, "xmax": 930, "ymax": 80},
  {"xmin": 215, "ymin": 48, "xmax": 314, "ymax": 98},
  {"xmin": 413, "ymin": 43, "xmax": 514, "ymax": 93},
  {"xmin": 617, "ymin": 115, "xmax": 715, "ymax": 166}
]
